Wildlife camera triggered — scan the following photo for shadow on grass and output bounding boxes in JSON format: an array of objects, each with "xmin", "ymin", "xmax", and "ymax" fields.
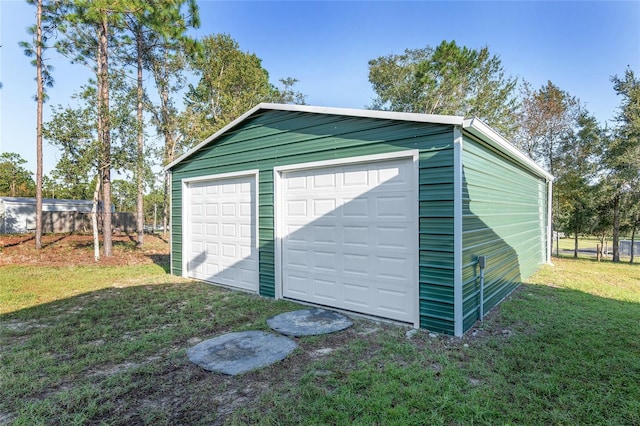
[
  {"xmin": 0, "ymin": 280, "xmax": 307, "ymax": 424},
  {"xmin": 0, "ymin": 234, "xmax": 35, "ymax": 248},
  {"xmin": 148, "ymin": 254, "xmax": 170, "ymax": 273},
  {"xmin": 41, "ymin": 233, "xmax": 71, "ymax": 249},
  {"xmin": 154, "ymin": 233, "xmax": 169, "ymax": 244},
  {"xmin": 2, "ymin": 274, "xmax": 638, "ymax": 426}
]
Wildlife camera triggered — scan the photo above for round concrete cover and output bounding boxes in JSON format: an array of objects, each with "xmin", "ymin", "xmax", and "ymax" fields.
[
  {"xmin": 267, "ymin": 308, "xmax": 353, "ymax": 337},
  {"xmin": 187, "ymin": 331, "xmax": 297, "ymax": 375}
]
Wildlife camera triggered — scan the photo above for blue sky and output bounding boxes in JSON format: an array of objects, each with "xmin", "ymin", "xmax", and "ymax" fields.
[{"xmin": 1, "ymin": 0, "xmax": 639, "ymax": 176}]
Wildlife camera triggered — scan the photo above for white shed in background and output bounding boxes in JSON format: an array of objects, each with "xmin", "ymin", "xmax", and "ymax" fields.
[{"xmin": 0, "ymin": 197, "xmax": 95, "ymax": 234}]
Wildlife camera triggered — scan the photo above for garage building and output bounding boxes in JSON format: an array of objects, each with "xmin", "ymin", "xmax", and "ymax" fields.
[{"xmin": 166, "ymin": 104, "xmax": 552, "ymax": 336}]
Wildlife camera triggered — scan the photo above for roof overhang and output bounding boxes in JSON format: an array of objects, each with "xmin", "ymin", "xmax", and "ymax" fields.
[
  {"xmin": 462, "ymin": 117, "xmax": 553, "ymax": 181},
  {"xmin": 165, "ymin": 103, "xmax": 553, "ymax": 182}
]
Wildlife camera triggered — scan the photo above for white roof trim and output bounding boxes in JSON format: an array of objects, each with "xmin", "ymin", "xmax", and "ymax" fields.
[
  {"xmin": 462, "ymin": 117, "xmax": 553, "ymax": 181},
  {"xmin": 166, "ymin": 103, "xmax": 552, "ymax": 182},
  {"xmin": 255, "ymin": 103, "xmax": 464, "ymax": 126}
]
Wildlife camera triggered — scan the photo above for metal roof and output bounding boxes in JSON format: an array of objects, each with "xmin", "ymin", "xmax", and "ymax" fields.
[
  {"xmin": 166, "ymin": 103, "xmax": 553, "ymax": 181},
  {"xmin": 0, "ymin": 197, "xmax": 94, "ymax": 205}
]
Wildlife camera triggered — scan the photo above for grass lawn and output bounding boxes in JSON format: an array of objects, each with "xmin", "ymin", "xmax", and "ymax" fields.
[{"xmin": 1, "ymin": 245, "xmax": 639, "ymax": 424}]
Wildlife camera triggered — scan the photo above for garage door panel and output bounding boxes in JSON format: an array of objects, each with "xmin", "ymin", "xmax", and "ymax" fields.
[
  {"xmin": 377, "ymin": 256, "xmax": 411, "ymax": 280},
  {"xmin": 377, "ymin": 195, "xmax": 411, "ymax": 218},
  {"xmin": 221, "ymin": 183, "xmax": 236, "ymax": 194},
  {"xmin": 343, "ymin": 169, "xmax": 369, "ymax": 187},
  {"xmin": 286, "ymin": 275, "xmax": 308, "ymax": 296},
  {"xmin": 313, "ymin": 278, "xmax": 337, "ymax": 301},
  {"xmin": 314, "ymin": 251, "xmax": 337, "ymax": 272},
  {"xmin": 343, "ymin": 282, "xmax": 370, "ymax": 307},
  {"xmin": 343, "ymin": 198, "xmax": 369, "ymax": 217},
  {"xmin": 185, "ymin": 174, "xmax": 258, "ymax": 292},
  {"xmin": 313, "ymin": 199, "xmax": 337, "ymax": 217},
  {"xmin": 221, "ymin": 223, "xmax": 236, "ymax": 237},
  {"xmin": 240, "ymin": 224, "xmax": 252, "ymax": 238},
  {"xmin": 221, "ymin": 243, "xmax": 236, "ymax": 259},
  {"xmin": 312, "ymin": 225, "xmax": 337, "ymax": 244},
  {"xmin": 205, "ymin": 262, "xmax": 220, "ymax": 276},
  {"xmin": 191, "ymin": 204, "xmax": 203, "ymax": 216},
  {"xmin": 377, "ymin": 226, "xmax": 412, "ymax": 249},
  {"xmin": 285, "ymin": 247, "xmax": 307, "ymax": 267},
  {"xmin": 343, "ymin": 226, "xmax": 369, "ymax": 246},
  {"xmin": 204, "ymin": 187, "xmax": 217, "ymax": 196},
  {"xmin": 377, "ymin": 289, "xmax": 410, "ymax": 315},
  {"xmin": 285, "ymin": 226, "xmax": 307, "ymax": 242},
  {"xmin": 205, "ymin": 223, "xmax": 218, "ymax": 236},
  {"xmin": 285, "ymin": 175, "xmax": 306, "ymax": 190},
  {"xmin": 281, "ymin": 156, "xmax": 417, "ymax": 323},
  {"xmin": 342, "ymin": 253, "xmax": 370, "ymax": 276},
  {"xmin": 313, "ymin": 173, "xmax": 335, "ymax": 188},
  {"xmin": 238, "ymin": 181, "xmax": 252, "ymax": 193},
  {"xmin": 379, "ymin": 165, "xmax": 403, "ymax": 183},
  {"xmin": 239, "ymin": 202, "xmax": 252, "ymax": 217},
  {"xmin": 221, "ymin": 202, "xmax": 236, "ymax": 216},
  {"xmin": 206, "ymin": 242, "xmax": 219, "ymax": 256},
  {"xmin": 286, "ymin": 200, "xmax": 307, "ymax": 216}
]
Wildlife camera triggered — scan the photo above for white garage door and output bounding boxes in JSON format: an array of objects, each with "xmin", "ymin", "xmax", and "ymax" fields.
[
  {"xmin": 280, "ymin": 156, "xmax": 418, "ymax": 323},
  {"xmin": 185, "ymin": 173, "xmax": 259, "ymax": 292}
]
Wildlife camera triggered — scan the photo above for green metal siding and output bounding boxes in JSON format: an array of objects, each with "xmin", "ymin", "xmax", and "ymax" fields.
[
  {"xmin": 461, "ymin": 134, "xmax": 549, "ymax": 331},
  {"xmin": 170, "ymin": 110, "xmax": 456, "ymax": 333}
]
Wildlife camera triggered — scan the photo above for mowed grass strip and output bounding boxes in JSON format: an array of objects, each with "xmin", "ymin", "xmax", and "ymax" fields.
[
  {"xmin": 1, "ymin": 257, "xmax": 639, "ymax": 425},
  {"xmin": 0, "ymin": 264, "xmax": 180, "ymax": 314}
]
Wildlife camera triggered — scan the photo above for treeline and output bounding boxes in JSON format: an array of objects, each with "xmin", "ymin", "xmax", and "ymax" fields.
[
  {"xmin": 7, "ymin": 0, "xmax": 306, "ymax": 254},
  {"xmin": 367, "ymin": 41, "xmax": 639, "ymax": 263},
  {"xmin": 2, "ymin": 2, "xmax": 638, "ymax": 261}
]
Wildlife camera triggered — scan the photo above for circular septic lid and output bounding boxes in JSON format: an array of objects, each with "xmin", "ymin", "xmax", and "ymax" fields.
[
  {"xmin": 187, "ymin": 331, "xmax": 297, "ymax": 375},
  {"xmin": 267, "ymin": 308, "xmax": 353, "ymax": 337}
]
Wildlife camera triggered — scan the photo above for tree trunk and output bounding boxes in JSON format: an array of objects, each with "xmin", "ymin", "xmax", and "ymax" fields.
[
  {"xmin": 630, "ymin": 213, "xmax": 638, "ymax": 264},
  {"xmin": 92, "ymin": 177, "xmax": 101, "ymax": 261},
  {"xmin": 160, "ymin": 45, "xmax": 172, "ymax": 238},
  {"xmin": 136, "ymin": 24, "xmax": 145, "ymax": 246},
  {"xmin": 97, "ymin": 17, "xmax": 112, "ymax": 257},
  {"xmin": 35, "ymin": 0, "xmax": 43, "ymax": 250},
  {"xmin": 574, "ymin": 231, "xmax": 579, "ymax": 258},
  {"xmin": 612, "ymin": 193, "xmax": 620, "ymax": 263},
  {"xmin": 163, "ymin": 172, "xmax": 169, "ymax": 237}
]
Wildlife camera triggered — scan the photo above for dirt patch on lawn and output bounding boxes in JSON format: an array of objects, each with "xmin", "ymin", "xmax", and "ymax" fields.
[{"xmin": 0, "ymin": 233, "xmax": 169, "ymax": 267}]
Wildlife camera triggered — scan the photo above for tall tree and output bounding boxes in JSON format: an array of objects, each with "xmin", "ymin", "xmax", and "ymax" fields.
[
  {"xmin": 21, "ymin": 0, "xmax": 56, "ymax": 249},
  {"xmin": 604, "ymin": 67, "xmax": 640, "ymax": 262},
  {"xmin": 131, "ymin": 0, "xmax": 198, "ymax": 237},
  {"xmin": 514, "ymin": 81, "xmax": 581, "ymax": 175},
  {"xmin": 44, "ymin": 76, "xmax": 138, "ymax": 205},
  {"xmin": 43, "ymin": 97, "xmax": 97, "ymax": 199},
  {"xmin": 127, "ymin": 17, "xmax": 148, "ymax": 246},
  {"xmin": 0, "ymin": 153, "xmax": 36, "ymax": 197},
  {"xmin": 182, "ymin": 34, "xmax": 275, "ymax": 143},
  {"xmin": 368, "ymin": 40, "xmax": 518, "ymax": 137},
  {"xmin": 55, "ymin": 0, "xmax": 158, "ymax": 256},
  {"xmin": 273, "ymin": 77, "xmax": 307, "ymax": 106},
  {"xmin": 120, "ymin": 0, "xmax": 199, "ymax": 245},
  {"xmin": 554, "ymin": 111, "xmax": 602, "ymax": 257}
]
